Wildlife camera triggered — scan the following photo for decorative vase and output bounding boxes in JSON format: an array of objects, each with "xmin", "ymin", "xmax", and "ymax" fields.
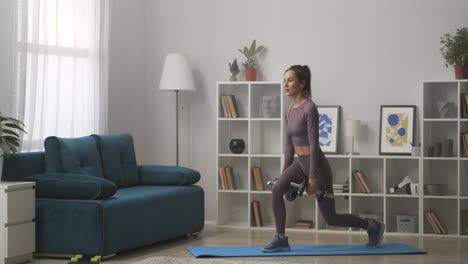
[
  {"xmin": 229, "ymin": 139, "xmax": 245, "ymax": 154},
  {"xmin": 245, "ymin": 69, "xmax": 256, "ymax": 81},
  {"xmin": 229, "ymin": 74, "xmax": 238, "ymax": 82},
  {"xmin": 411, "ymin": 146, "xmax": 421, "ymax": 156},
  {"xmin": 261, "ymin": 96, "xmax": 280, "ymax": 118},
  {"xmin": 454, "ymin": 65, "xmax": 466, "ymax": 79}
]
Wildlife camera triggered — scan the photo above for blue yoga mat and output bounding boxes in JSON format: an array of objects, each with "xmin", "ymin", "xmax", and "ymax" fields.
[{"xmin": 186, "ymin": 243, "xmax": 426, "ymax": 257}]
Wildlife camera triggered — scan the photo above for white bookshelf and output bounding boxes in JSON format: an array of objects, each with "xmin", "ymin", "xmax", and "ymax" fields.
[
  {"xmin": 216, "ymin": 80, "xmax": 468, "ymax": 238},
  {"xmin": 422, "ymin": 80, "xmax": 468, "ymax": 237}
]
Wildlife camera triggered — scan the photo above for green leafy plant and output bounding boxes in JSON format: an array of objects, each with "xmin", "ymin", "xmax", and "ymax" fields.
[
  {"xmin": 440, "ymin": 27, "xmax": 468, "ymax": 67},
  {"xmin": 238, "ymin": 40, "xmax": 265, "ymax": 69},
  {"xmin": 0, "ymin": 113, "xmax": 26, "ymax": 158}
]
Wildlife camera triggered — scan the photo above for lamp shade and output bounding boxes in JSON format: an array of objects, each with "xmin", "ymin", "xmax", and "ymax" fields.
[
  {"xmin": 159, "ymin": 53, "xmax": 196, "ymax": 91},
  {"xmin": 345, "ymin": 120, "xmax": 361, "ymax": 136}
]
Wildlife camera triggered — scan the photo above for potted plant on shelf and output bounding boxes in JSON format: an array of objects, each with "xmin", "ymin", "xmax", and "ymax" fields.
[
  {"xmin": 238, "ymin": 39, "xmax": 265, "ymax": 81},
  {"xmin": 0, "ymin": 113, "xmax": 27, "ymax": 177},
  {"xmin": 440, "ymin": 27, "xmax": 468, "ymax": 79}
]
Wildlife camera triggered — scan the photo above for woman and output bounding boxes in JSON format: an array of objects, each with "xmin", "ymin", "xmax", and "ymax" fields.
[{"xmin": 262, "ymin": 65, "xmax": 385, "ymax": 253}]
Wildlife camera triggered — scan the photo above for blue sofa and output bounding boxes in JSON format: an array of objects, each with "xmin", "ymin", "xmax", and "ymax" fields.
[{"xmin": 1, "ymin": 134, "xmax": 204, "ymax": 257}]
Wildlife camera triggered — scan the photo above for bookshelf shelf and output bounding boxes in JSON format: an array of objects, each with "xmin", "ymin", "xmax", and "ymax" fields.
[{"xmin": 215, "ymin": 80, "xmax": 468, "ymax": 237}]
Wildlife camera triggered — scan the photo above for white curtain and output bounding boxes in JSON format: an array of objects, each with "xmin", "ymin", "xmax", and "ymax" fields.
[{"xmin": 14, "ymin": 0, "xmax": 110, "ymax": 152}]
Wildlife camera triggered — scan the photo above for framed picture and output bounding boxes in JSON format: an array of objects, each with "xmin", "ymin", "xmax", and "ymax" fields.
[
  {"xmin": 317, "ymin": 106, "xmax": 341, "ymax": 154},
  {"xmin": 379, "ymin": 105, "xmax": 416, "ymax": 155}
]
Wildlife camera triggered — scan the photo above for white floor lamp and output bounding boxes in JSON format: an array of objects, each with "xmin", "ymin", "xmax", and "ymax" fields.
[{"xmin": 159, "ymin": 53, "xmax": 196, "ymax": 166}]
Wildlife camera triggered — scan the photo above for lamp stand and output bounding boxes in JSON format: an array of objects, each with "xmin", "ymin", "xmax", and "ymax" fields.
[
  {"xmin": 347, "ymin": 136, "xmax": 360, "ymax": 155},
  {"xmin": 175, "ymin": 90, "xmax": 179, "ymax": 167}
]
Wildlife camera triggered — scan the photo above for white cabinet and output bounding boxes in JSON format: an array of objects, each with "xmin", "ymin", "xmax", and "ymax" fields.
[{"xmin": 0, "ymin": 182, "xmax": 35, "ymax": 264}]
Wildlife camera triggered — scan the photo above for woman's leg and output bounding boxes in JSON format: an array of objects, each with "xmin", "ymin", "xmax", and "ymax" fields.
[
  {"xmin": 314, "ymin": 160, "xmax": 385, "ymax": 247},
  {"xmin": 272, "ymin": 160, "xmax": 307, "ymax": 235}
]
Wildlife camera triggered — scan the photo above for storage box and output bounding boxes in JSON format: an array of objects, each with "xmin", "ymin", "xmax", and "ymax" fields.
[{"xmin": 397, "ymin": 214, "xmax": 418, "ymax": 233}]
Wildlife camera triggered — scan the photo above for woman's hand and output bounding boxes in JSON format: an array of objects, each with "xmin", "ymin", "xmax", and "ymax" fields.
[{"xmin": 306, "ymin": 177, "xmax": 317, "ymax": 195}]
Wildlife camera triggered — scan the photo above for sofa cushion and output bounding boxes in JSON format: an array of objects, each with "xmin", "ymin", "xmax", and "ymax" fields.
[
  {"xmin": 26, "ymin": 173, "xmax": 117, "ymax": 199},
  {"xmin": 139, "ymin": 165, "xmax": 201, "ymax": 185},
  {"xmin": 91, "ymin": 134, "xmax": 139, "ymax": 188},
  {"xmin": 44, "ymin": 136, "xmax": 103, "ymax": 178}
]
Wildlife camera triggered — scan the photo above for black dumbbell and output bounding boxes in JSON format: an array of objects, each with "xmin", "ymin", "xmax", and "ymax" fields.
[{"xmin": 267, "ymin": 178, "xmax": 308, "ymax": 201}]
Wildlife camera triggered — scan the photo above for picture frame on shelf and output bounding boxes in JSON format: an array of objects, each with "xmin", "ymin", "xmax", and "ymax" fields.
[
  {"xmin": 317, "ymin": 105, "xmax": 341, "ymax": 154},
  {"xmin": 379, "ymin": 105, "xmax": 416, "ymax": 155}
]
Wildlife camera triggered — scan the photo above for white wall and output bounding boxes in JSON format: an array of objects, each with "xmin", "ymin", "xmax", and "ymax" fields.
[
  {"xmin": 108, "ymin": 0, "xmax": 147, "ymax": 164},
  {"xmin": 145, "ymin": 0, "xmax": 468, "ymax": 222}
]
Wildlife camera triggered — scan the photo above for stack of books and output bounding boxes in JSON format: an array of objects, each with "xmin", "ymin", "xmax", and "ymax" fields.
[
  {"xmin": 295, "ymin": 220, "xmax": 314, "ymax": 229},
  {"xmin": 333, "ymin": 180, "xmax": 349, "ymax": 193},
  {"xmin": 218, "ymin": 166, "xmax": 236, "ymax": 190},
  {"xmin": 462, "ymin": 210, "xmax": 468, "ymax": 233},
  {"xmin": 352, "ymin": 170, "xmax": 372, "ymax": 193},
  {"xmin": 220, "ymin": 95, "xmax": 239, "ymax": 118},
  {"xmin": 251, "ymin": 201, "xmax": 263, "ymax": 227},
  {"xmin": 252, "ymin": 167, "xmax": 264, "ymax": 191},
  {"xmin": 424, "ymin": 210, "xmax": 447, "ymax": 234}
]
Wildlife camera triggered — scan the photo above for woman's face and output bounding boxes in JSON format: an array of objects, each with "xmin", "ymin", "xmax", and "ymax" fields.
[{"xmin": 283, "ymin": 70, "xmax": 304, "ymax": 97}]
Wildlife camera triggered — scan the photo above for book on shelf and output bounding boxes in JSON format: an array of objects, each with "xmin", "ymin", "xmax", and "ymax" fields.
[
  {"xmin": 225, "ymin": 166, "xmax": 236, "ymax": 190},
  {"xmin": 462, "ymin": 133, "xmax": 468, "ymax": 157},
  {"xmin": 220, "ymin": 95, "xmax": 239, "ymax": 118},
  {"xmin": 462, "ymin": 210, "xmax": 468, "ymax": 233},
  {"xmin": 252, "ymin": 167, "xmax": 264, "ymax": 191},
  {"xmin": 226, "ymin": 95, "xmax": 237, "ymax": 118},
  {"xmin": 424, "ymin": 210, "xmax": 447, "ymax": 234},
  {"xmin": 251, "ymin": 200, "xmax": 263, "ymax": 227},
  {"xmin": 295, "ymin": 219, "xmax": 314, "ymax": 229},
  {"xmin": 333, "ymin": 180, "xmax": 349, "ymax": 193},
  {"xmin": 462, "ymin": 93, "xmax": 468, "ymax": 119},
  {"xmin": 352, "ymin": 170, "xmax": 371, "ymax": 193},
  {"xmin": 218, "ymin": 166, "xmax": 236, "ymax": 190},
  {"xmin": 218, "ymin": 167, "xmax": 228, "ymax": 190},
  {"xmin": 221, "ymin": 96, "xmax": 230, "ymax": 118}
]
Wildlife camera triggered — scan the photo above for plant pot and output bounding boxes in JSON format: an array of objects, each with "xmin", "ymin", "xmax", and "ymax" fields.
[
  {"xmin": 245, "ymin": 69, "xmax": 256, "ymax": 81},
  {"xmin": 454, "ymin": 65, "xmax": 466, "ymax": 79}
]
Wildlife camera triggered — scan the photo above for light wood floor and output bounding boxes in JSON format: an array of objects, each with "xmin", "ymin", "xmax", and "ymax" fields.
[{"xmin": 33, "ymin": 223, "xmax": 468, "ymax": 264}]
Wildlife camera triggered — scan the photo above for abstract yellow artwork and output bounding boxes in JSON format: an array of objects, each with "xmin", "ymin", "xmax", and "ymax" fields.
[{"xmin": 385, "ymin": 113, "xmax": 408, "ymax": 147}]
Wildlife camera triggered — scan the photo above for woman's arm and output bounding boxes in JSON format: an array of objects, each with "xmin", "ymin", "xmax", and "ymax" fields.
[
  {"xmin": 304, "ymin": 103, "xmax": 320, "ymax": 179},
  {"xmin": 283, "ymin": 114, "xmax": 295, "ymax": 172}
]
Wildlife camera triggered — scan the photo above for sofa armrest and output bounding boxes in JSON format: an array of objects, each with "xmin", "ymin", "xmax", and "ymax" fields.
[
  {"xmin": 25, "ymin": 173, "xmax": 117, "ymax": 200},
  {"xmin": 138, "ymin": 165, "xmax": 200, "ymax": 186}
]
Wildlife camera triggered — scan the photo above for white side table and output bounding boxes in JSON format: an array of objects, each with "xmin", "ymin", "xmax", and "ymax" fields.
[{"xmin": 0, "ymin": 182, "xmax": 35, "ymax": 264}]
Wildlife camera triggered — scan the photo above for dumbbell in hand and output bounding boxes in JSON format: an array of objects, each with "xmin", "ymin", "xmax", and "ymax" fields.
[{"xmin": 267, "ymin": 178, "xmax": 307, "ymax": 201}]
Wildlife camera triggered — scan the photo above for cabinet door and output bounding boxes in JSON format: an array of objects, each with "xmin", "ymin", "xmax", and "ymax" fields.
[
  {"xmin": 5, "ymin": 222, "xmax": 35, "ymax": 257},
  {"xmin": 5, "ymin": 189, "xmax": 35, "ymax": 223}
]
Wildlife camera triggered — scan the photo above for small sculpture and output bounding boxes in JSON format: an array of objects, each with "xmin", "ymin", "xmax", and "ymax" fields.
[{"xmin": 229, "ymin": 59, "xmax": 240, "ymax": 81}]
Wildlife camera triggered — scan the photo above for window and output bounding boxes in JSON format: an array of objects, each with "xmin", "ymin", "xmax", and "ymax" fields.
[{"xmin": 16, "ymin": 0, "xmax": 109, "ymax": 151}]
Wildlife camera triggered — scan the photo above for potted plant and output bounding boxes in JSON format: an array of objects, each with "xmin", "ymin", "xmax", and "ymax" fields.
[
  {"xmin": 238, "ymin": 39, "xmax": 265, "ymax": 81},
  {"xmin": 0, "ymin": 113, "xmax": 26, "ymax": 176},
  {"xmin": 440, "ymin": 27, "xmax": 468, "ymax": 79}
]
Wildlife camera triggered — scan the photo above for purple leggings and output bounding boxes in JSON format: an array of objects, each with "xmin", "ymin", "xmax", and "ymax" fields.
[{"xmin": 272, "ymin": 155, "xmax": 368, "ymax": 234}]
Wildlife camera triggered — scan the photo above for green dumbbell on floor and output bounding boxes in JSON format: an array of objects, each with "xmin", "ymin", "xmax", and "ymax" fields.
[{"xmin": 70, "ymin": 254, "xmax": 84, "ymax": 262}]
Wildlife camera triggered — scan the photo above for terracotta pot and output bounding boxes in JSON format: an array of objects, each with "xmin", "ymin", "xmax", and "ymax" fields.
[
  {"xmin": 245, "ymin": 69, "xmax": 257, "ymax": 81},
  {"xmin": 454, "ymin": 65, "xmax": 466, "ymax": 79}
]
